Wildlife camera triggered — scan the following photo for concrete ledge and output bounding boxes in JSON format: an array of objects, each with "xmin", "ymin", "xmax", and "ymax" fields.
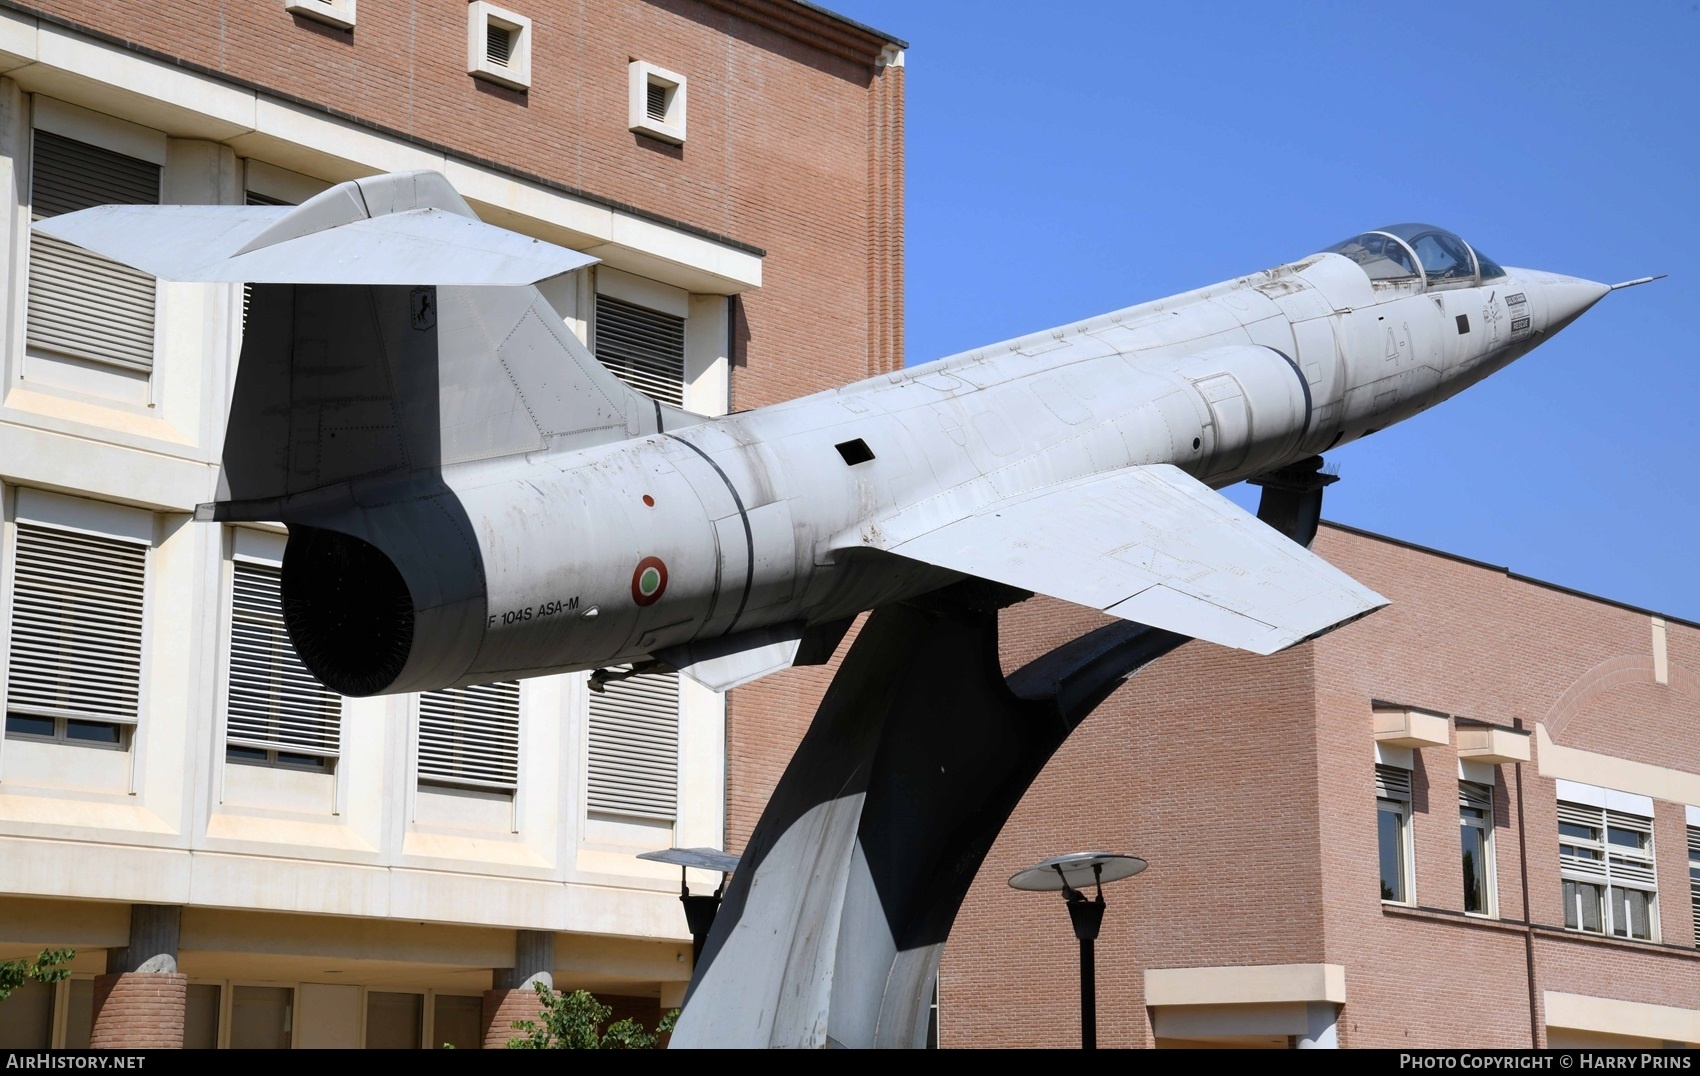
[
  {"xmin": 1545, "ymin": 991, "xmax": 1700, "ymax": 1045},
  {"xmin": 1153, "ymin": 1001, "xmax": 1311, "ymax": 1039},
  {"xmin": 1537, "ymin": 726, "xmax": 1700, "ymax": 807},
  {"xmin": 1457, "ymin": 725, "xmax": 1531, "ymax": 764},
  {"xmin": 1373, "ymin": 706, "xmax": 1450, "ymax": 749},
  {"xmin": 1144, "ymin": 963, "xmax": 1346, "ymax": 1007}
]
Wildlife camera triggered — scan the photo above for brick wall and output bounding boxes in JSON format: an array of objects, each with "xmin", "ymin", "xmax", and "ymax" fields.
[{"xmin": 1310, "ymin": 525, "xmax": 1700, "ymax": 1048}]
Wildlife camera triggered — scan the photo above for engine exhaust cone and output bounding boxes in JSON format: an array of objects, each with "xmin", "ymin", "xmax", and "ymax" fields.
[{"xmin": 282, "ymin": 525, "xmax": 415, "ymax": 696}]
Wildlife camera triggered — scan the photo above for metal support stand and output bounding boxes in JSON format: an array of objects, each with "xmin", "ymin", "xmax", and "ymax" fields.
[
  {"xmin": 669, "ymin": 582, "xmax": 1189, "ymax": 1048},
  {"xmin": 1249, "ymin": 454, "xmax": 1337, "ymax": 547}
]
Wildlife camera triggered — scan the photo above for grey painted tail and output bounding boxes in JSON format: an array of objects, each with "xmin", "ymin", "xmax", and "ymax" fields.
[{"xmin": 215, "ymin": 278, "xmax": 674, "ymax": 516}]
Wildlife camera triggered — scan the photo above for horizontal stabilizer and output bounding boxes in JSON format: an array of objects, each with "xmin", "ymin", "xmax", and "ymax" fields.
[
  {"xmin": 874, "ymin": 464, "xmax": 1387, "ymax": 655},
  {"xmin": 31, "ymin": 170, "xmax": 596, "ymax": 285}
]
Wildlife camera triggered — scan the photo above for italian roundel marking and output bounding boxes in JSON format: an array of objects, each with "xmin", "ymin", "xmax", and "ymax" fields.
[{"xmin": 631, "ymin": 556, "xmax": 668, "ymax": 606}]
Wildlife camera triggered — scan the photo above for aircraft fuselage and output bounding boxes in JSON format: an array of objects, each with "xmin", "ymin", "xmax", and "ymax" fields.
[{"xmin": 433, "ymin": 242, "xmax": 1606, "ymax": 689}]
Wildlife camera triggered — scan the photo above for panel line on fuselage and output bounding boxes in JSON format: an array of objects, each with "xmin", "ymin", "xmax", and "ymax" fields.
[{"xmin": 666, "ymin": 433, "xmax": 756, "ymax": 636}]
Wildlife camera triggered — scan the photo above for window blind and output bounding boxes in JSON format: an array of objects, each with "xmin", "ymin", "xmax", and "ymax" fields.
[
  {"xmin": 226, "ymin": 560, "xmax": 341, "ymax": 758},
  {"xmin": 1374, "ymin": 763, "xmax": 1411, "ymax": 801},
  {"xmin": 587, "ymin": 668, "xmax": 680, "ymax": 821},
  {"xmin": 1459, "ymin": 781, "xmax": 1492, "ymax": 812},
  {"xmin": 27, "ymin": 131, "xmax": 159, "ymax": 373},
  {"xmin": 5, "ymin": 523, "xmax": 145, "ymax": 723},
  {"xmin": 418, "ymin": 681, "xmax": 521, "ymax": 791},
  {"xmin": 593, "ymin": 293, "xmax": 686, "ymax": 406}
]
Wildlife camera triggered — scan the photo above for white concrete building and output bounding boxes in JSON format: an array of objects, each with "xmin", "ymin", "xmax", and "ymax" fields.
[{"xmin": 0, "ymin": 3, "xmax": 784, "ymax": 1049}]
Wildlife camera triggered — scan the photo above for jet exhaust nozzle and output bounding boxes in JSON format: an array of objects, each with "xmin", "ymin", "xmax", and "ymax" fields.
[{"xmin": 282, "ymin": 525, "xmax": 416, "ymax": 697}]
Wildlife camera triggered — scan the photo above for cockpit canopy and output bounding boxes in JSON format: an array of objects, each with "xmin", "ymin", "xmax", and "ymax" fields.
[{"xmin": 1323, "ymin": 224, "xmax": 1506, "ymax": 288}]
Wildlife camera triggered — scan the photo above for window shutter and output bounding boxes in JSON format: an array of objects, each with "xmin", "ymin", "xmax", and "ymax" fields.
[
  {"xmin": 1688, "ymin": 827, "xmax": 1699, "ymax": 947},
  {"xmin": 5, "ymin": 523, "xmax": 145, "ymax": 723},
  {"xmin": 27, "ymin": 131, "xmax": 160, "ymax": 373},
  {"xmin": 1605, "ymin": 809, "xmax": 1656, "ymax": 887},
  {"xmin": 593, "ymin": 293, "xmax": 686, "ymax": 406},
  {"xmin": 1558, "ymin": 802, "xmax": 1608, "ymax": 883},
  {"xmin": 1459, "ymin": 781, "xmax": 1492, "ymax": 812},
  {"xmin": 1374, "ymin": 763, "xmax": 1411, "ymax": 801},
  {"xmin": 418, "ymin": 681, "xmax": 521, "ymax": 791},
  {"xmin": 226, "ymin": 560, "xmax": 341, "ymax": 758},
  {"xmin": 646, "ymin": 82, "xmax": 668, "ymax": 122},
  {"xmin": 587, "ymin": 668, "xmax": 680, "ymax": 821}
]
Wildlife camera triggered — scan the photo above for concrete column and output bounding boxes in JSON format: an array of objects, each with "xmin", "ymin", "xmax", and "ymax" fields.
[
  {"xmin": 1295, "ymin": 1002, "xmax": 1339, "ymax": 1049},
  {"xmin": 90, "ymin": 904, "xmax": 187, "ymax": 1049},
  {"xmin": 481, "ymin": 929, "xmax": 555, "ymax": 1049}
]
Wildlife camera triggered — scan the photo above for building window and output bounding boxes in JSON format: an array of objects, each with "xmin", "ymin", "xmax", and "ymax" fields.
[
  {"xmin": 433, "ymin": 994, "xmax": 483, "ymax": 1050},
  {"xmin": 229, "ymin": 986, "xmax": 293, "ymax": 1050},
  {"xmin": 4, "ymin": 523, "xmax": 144, "ymax": 745},
  {"xmin": 285, "ymin": 0, "xmax": 356, "ymax": 31},
  {"xmin": 226, "ymin": 559, "xmax": 342, "ymax": 770},
  {"xmin": 1688, "ymin": 826, "xmax": 1699, "ymax": 949},
  {"xmin": 1460, "ymin": 780, "xmax": 1496, "ymax": 916},
  {"xmin": 1375, "ymin": 763, "xmax": 1413, "ymax": 904},
  {"xmin": 587, "ymin": 668, "xmax": 680, "ymax": 822},
  {"xmin": 185, "ymin": 984, "xmax": 221, "ymax": 1050},
  {"xmin": 365, "ymin": 991, "xmax": 422, "ymax": 1049},
  {"xmin": 417, "ymin": 681, "xmax": 521, "ymax": 792},
  {"xmin": 628, "ymin": 61, "xmax": 687, "ymax": 145},
  {"xmin": 593, "ymin": 293, "xmax": 686, "ymax": 406},
  {"xmin": 467, "ymin": 2, "xmax": 532, "ymax": 91},
  {"xmin": 27, "ymin": 130, "xmax": 160, "ymax": 373},
  {"xmin": 1558, "ymin": 801, "xmax": 1657, "ymax": 941},
  {"xmin": 0, "ymin": 978, "xmax": 54, "ymax": 1048}
]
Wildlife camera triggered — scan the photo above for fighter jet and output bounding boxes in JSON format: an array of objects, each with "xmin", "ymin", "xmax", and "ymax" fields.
[{"xmin": 35, "ymin": 170, "xmax": 1648, "ymax": 698}]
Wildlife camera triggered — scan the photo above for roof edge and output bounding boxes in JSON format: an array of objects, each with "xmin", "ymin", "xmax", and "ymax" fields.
[
  {"xmin": 1320, "ymin": 519, "xmax": 1700, "ymax": 634},
  {"xmin": 700, "ymin": 0, "xmax": 906, "ymax": 64}
]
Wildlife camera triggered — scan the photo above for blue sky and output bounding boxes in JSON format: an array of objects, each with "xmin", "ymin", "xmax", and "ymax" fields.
[{"xmin": 829, "ymin": 2, "xmax": 1700, "ymax": 620}]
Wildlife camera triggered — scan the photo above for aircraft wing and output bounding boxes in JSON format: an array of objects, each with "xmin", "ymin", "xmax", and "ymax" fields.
[{"xmin": 874, "ymin": 464, "xmax": 1387, "ymax": 655}]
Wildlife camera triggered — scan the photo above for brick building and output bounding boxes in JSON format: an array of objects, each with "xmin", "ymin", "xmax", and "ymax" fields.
[
  {"xmin": 936, "ymin": 521, "xmax": 1700, "ymax": 1049},
  {"xmin": 0, "ymin": 0, "xmax": 903, "ymax": 1049}
]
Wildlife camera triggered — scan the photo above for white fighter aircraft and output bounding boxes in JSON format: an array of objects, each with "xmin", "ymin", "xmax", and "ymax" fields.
[{"xmin": 36, "ymin": 170, "xmax": 1649, "ymax": 698}]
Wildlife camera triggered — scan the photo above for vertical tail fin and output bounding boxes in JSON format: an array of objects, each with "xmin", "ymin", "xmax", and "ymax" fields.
[{"xmin": 219, "ymin": 278, "xmax": 671, "ymax": 513}]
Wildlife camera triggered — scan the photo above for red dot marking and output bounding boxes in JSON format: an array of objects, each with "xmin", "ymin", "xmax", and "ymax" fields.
[{"xmin": 642, "ymin": 494, "xmax": 655, "ymax": 507}]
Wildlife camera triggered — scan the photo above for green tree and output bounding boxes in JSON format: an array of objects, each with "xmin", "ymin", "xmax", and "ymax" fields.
[
  {"xmin": 0, "ymin": 949, "xmax": 73, "ymax": 1002},
  {"xmin": 508, "ymin": 983, "xmax": 678, "ymax": 1049}
]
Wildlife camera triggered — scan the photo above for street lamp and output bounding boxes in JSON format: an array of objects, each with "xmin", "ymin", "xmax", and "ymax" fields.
[
  {"xmin": 1009, "ymin": 852, "xmax": 1147, "ymax": 1050},
  {"xmin": 636, "ymin": 846, "xmax": 740, "ymax": 967}
]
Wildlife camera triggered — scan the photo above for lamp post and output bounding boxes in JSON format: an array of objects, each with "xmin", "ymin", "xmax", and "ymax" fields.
[
  {"xmin": 1009, "ymin": 852, "xmax": 1147, "ymax": 1050},
  {"xmin": 636, "ymin": 846, "xmax": 740, "ymax": 967}
]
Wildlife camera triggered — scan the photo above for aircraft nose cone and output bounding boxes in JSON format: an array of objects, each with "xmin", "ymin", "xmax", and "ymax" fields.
[{"xmin": 1541, "ymin": 274, "xmax": 1611, "ymax": 332}]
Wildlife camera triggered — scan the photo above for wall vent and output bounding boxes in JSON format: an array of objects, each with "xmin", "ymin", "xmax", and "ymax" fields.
[
  {"xmin": 468, "ymin": 3, "xmax": 532, "ymax": 91},
  {"xmin": 629, "ymin": 61, "xmax": 687, "ymax": 145},
  {"xmin": 285, "ymin": 1, "xmax": 356, "ymax": 31}
]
